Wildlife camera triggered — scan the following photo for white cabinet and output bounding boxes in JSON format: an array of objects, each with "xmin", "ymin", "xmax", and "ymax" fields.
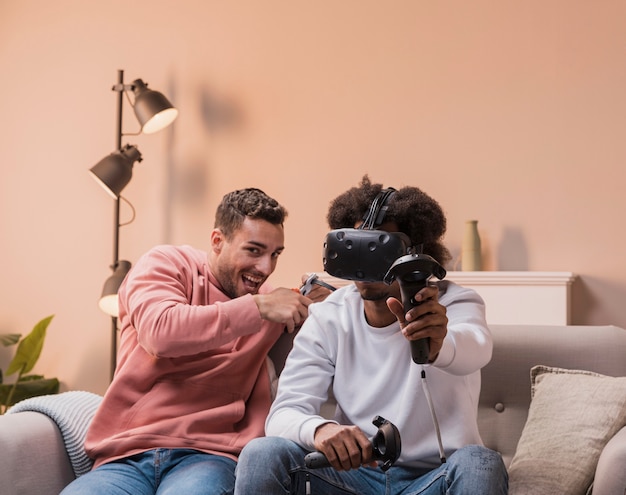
[
  {"xmin": 314, "ymin": 271, "xmax": 576, "ymax": 325},
  {"xmin": 446, "ymin": 271, "xmax": 576, "ymax": 325}
]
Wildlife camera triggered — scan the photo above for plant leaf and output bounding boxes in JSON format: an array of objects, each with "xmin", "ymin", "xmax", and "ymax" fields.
[
  {"xmin": 5, "ymin": 315, "xmax": 54, "ymax": 376},
  {"xmin": 0, "ymin": 378, "xmax": 60, "ymax": 406},
  {"xmin": 18, "ymin": 374, "xmax": 45, "ymax": 382},
  {"xmin": 0, "ymin": 334, "xmax": 21, "ymax": 347}
]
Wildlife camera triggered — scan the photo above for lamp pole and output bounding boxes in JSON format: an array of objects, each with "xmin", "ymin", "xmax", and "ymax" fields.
[
  {"xmin": 91, "ymin": 69, "xmax": 177, "ymax": 381},
  {"xmin": 109, "ymin": 69, "xmax": 125, "ymax": 381}
]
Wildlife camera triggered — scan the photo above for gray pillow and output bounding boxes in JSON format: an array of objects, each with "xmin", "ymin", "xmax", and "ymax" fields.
[{"xmin": 508, "ymin": 365, "xmax": 626, "ymax": 495}]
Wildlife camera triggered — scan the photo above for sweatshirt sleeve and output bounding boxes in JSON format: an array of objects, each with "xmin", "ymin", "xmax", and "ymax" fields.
[
  {"xmin": 118, "ymin": 245, "xmax": 265, "ymax": 358},
  {"xmin": 431, "ymin": 281, "xmax": 493, "ymax": 375},
  {"xmin": 265, "ymin": 307, "xmax": 339, "ymax": 450}
]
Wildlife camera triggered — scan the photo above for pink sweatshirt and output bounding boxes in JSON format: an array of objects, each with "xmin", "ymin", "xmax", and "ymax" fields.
[{"xmin": 85, "ymin": 245, "xmax": 284, "ymax": 468}]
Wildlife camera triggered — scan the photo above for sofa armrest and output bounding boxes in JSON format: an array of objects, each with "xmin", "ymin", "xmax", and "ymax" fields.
[
  {"xmin": 0, "ymin": 411, "xmax": 75, "ymax": 495},
  {"xmin": 591, "ymin": 425, "xmax": 626, "ymax": 495}
]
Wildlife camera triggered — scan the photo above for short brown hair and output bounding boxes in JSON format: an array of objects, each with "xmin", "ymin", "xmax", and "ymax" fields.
[{"xmin": 215, "ymin": 188, "xmax": 287, "ymax": 238}]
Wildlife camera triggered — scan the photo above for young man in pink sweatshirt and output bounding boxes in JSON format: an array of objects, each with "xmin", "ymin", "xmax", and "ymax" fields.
[{"xmin": 61, "ymin": 187, "xmax": 321, "ymax": 495}]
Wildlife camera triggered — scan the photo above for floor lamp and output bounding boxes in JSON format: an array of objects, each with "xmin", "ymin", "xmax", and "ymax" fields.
[{"xmin": 89, "ymin": 69, "xmax": 178, "ymax": 381}]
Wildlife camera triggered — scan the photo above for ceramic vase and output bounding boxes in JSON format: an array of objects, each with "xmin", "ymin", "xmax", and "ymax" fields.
[{"xmin": 462, "ymin": 220, "xmax": 482, "ymax": 271}]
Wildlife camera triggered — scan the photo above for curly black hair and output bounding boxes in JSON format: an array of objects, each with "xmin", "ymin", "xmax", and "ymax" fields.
[
  {"xmin": 327, "ymin": 175, "xmax": 451, "ymax": 265},
  {"xmin": 215, "ymin": 188, "xmax": 287, "ymax": 238}
]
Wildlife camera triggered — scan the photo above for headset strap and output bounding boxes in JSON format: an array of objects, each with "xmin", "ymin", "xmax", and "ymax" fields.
[{"xmin": 360, "ymin": 187, "xmax": 396, "ymax": 230}]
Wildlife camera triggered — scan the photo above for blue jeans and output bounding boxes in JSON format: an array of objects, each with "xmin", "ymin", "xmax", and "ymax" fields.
[
  {"xmin": 60, "ymin": 449, "xmax": 236, "ymax": 495},
  {"xmin": 234, "ymin": 437, "xmax": 508, "ymax": 495}
]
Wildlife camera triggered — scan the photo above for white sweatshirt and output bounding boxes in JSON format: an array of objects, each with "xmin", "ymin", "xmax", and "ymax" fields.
[{"xmin": 265, "ymin": 280, "xmax": 492, "ymax": 469}]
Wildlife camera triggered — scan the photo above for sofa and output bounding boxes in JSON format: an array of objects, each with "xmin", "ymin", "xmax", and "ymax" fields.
[{"xmin": 1, "ymin": 323, "xmax": 625, "ymax": 495}]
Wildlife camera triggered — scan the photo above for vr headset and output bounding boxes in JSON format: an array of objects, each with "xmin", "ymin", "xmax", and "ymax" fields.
[
  {"xmin": 323, "ymin": 187, "xmax": 446, "ymax": 283},
  {"xmin": 323, "ymin": 228, "xmax": 410, "ymax": 282},
  {"xmin": 323, "ymin": 188, "xmax": 411, "ymax": 282}
]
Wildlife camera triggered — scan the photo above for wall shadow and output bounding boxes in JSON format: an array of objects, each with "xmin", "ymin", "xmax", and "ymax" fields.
[{"xmin": 497, "ymin": 226, "xmax": 529, "ymax": 270}]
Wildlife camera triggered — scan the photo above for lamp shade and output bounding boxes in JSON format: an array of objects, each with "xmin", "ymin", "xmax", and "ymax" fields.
[
  {"xmin": 131, "ymin": 79, "xmax": 178, "ymax": 134},
  {"xmin": 89, "ymin": 144, "xmax": 142, "ymax": 198},
  {"xmin": 98, "ymin": 260, "xmax": 132, "ymax": 317}
]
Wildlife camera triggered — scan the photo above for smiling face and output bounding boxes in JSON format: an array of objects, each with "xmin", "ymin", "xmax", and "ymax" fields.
[{"xmin": 209, "ymin": 217, "xmax": 285, "ymax": 299}]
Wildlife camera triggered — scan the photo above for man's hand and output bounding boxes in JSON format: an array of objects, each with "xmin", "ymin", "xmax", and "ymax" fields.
[
  {"xmin": 313, "ymin": 423, "xmax": 377, "ymax": 471},
  {"xmin": 253, "ymin": 288, "xmax": 311, "ymax": 333},
  {"xmin": 386, "ymin": 284, "xmax": 448, "ymax": 363}
]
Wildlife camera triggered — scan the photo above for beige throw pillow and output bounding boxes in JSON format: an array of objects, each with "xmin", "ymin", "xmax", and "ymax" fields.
[{"xmin": 508, "ymin": 365, "xmax": 626, "ymax": 495}]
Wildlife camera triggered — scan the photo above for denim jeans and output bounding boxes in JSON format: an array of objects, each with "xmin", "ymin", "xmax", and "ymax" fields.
[
  {"xmin": 234, "ymin": 437, "xmax": 508, "ymax": 495},
  {"xmin": 60, "ymin": 448, "xmax": 237, "ymax": 495}
]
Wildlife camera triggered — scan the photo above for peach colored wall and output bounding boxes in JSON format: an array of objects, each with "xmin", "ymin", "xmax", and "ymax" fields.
[{"xmin": 1, "ymin": 0, "xmax": 624, "ymax": 395}]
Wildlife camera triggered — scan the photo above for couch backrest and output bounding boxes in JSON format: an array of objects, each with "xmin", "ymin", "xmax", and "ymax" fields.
[{"xmin": 478, "ymin": 324, "xmax": 626, "ymax": 466}]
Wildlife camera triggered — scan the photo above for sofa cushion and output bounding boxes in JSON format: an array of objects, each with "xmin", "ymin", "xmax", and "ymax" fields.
[{"xmin": 508, "ymin": 365, "xmax": 626, "ymax": 495}]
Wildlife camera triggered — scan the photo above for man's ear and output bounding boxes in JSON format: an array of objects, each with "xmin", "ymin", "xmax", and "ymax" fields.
[{"xmin": 210, "ymin": 228, "xmax": 224, "ymax": 253}]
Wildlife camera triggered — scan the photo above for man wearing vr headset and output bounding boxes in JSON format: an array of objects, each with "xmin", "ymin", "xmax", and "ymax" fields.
[{"xmin": 235, "ymin": 176, "xmax": 508, "ymax": 494}]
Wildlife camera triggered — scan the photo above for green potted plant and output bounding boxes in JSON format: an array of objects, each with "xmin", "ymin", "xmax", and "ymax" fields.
[{"xmin": 0, "ymin": 315, "xmax": 60, "ymax": 414}]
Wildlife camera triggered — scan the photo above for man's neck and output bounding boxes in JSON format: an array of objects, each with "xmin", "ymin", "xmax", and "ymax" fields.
[{"xmin": 363, "ymin": 300, "xmax": 397, "ymax": 328}]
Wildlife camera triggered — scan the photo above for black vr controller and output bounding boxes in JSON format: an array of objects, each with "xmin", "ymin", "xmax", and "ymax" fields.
[
  {"xmin": 304, "ymin": 416, "xmax": 402, "ymax": 472},
  {"xmin": 384, "ymin": 254, "xmax": 446, "ymax": 364}
]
